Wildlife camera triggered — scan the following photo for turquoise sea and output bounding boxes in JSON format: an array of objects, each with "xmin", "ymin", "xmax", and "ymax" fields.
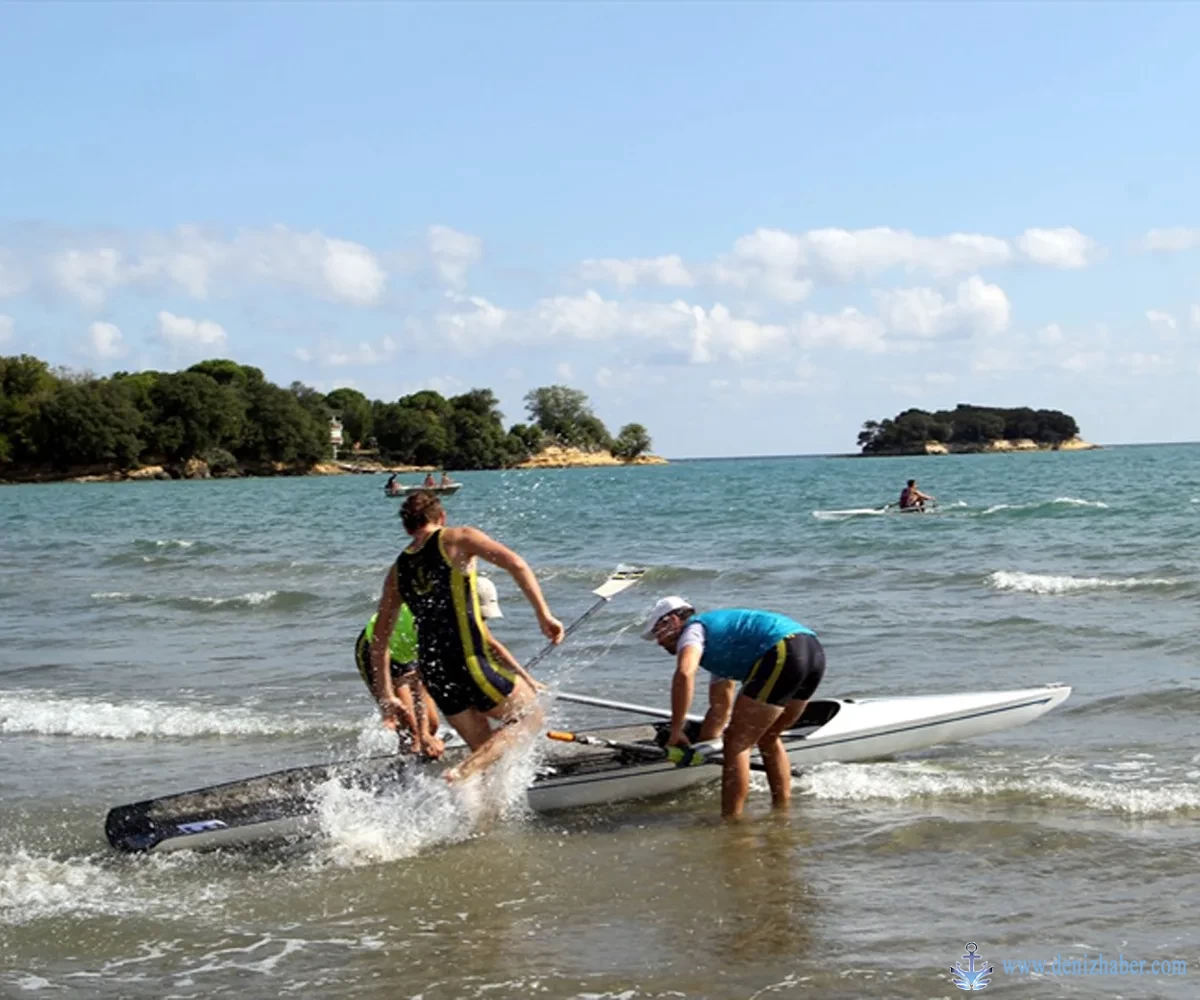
[{"xmin": 2, "ymin": 444, "xmax": 1199, "ymax": 998}]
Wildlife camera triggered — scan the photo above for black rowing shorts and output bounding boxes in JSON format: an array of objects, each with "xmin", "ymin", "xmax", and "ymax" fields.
[
  {"xmin": 354, "ymin": 628, "xmax": 415, "ymax": 698},
  {"xmin": 740, "ymin": 632, "xmax": 825, "ymax": 707}
]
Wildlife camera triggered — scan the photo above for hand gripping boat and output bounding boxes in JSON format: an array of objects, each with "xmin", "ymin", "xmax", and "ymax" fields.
[{"xmin": 104, "ymin": 682, "xmax": 1071, "ymax": 854}]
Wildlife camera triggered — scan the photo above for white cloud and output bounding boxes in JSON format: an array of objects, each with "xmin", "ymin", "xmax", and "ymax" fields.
[
  {"xmin": 556, "ymin": 362, "xmax": 574, "ymax": 379},
  {"xmin": 1017, "ymin": 227, "xmax": 1096, "ymax": 269},
  {"xmin": 1141, "ymin": 227, "xmax": 1200, "ymax": 252},
  {"xmin": 712, "ymin": 227, "xmax": 1014, "ymax": 299},
  {"xmin": 589, "ymin": 224, "xmax": 1095, "ymax": 301},
  {"xmin": 875, "ymin": 276, "xmax": 1010, "ymax": 339},
  {"xmin": 1192, "ymin": 305, "xmax": 1200, "ymax": 330},
  {"xmin": 1146, "ymin": 309, "xmax": 1177, "ymax": 333},
  {"xmin": 686, "ymin": 303, "xmax": 789, "ymax": 363},
  {"xmin": 88, "ymin": 321, "xmax": 124, "ymax": 359},
  {"xmin": 294, "ymin": 347, "xmax": 313, "ymax": 362},
  {"xmin": 0, "ymin": 314, "xmax": 13, "ymax": 344},
  {"xmin": 431, "ymin": 289, "xmax": 792, "ymax": 365},
  {"xmin": 436, "ymin": 292, "xmax": 511, "ymax": 347},
  {"xmin": 795, "ymin": 307, "xmax": 887, "ymax": 353},
  {"xmin": 51, "ymin": 248, "xmax": 124, "ymax": 307},
  {"xmin": 578, "ymin": 254, "xmax": 694, "ymax": 288},
  {"xmin": 10, "ymin": 224, "xmax": 390, "ymax": 308},
  {"xmin": 427, "ymin": 225, "xmax": 482, "ymax": 289},
  {"xmin": 320, "ymin": 238, "xmax": 388, "ymax": 305},
  {"xmin": 156, "ymin": 311, "xmax": 227, "ymax": 348}
]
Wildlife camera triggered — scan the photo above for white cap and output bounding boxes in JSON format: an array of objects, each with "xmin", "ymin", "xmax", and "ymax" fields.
[
  {"xmin": 477, "ymin": 576, "xmax": 502, "ymax": 619},
  {"xmin": 640, "ymin": 595, "xmax": 694, "ymax": 639}
]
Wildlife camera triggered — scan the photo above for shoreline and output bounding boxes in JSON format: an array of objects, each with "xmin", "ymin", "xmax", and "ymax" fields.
[
  {"xmin": 0, "ymin": 447, "xmax": 669, "ymax": 485},
  {"xmin": 858, "ymin": 436, "xmax": 1101, "ymax": 457}
]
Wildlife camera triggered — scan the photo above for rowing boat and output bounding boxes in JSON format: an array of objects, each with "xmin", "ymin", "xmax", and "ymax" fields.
[
  {"xmin": 813, "ymin": 503, "xmax": 938, "ymax": 519},
  {"xmin": 384, "ymin": 482, "xmax": 462, "ymax": 496},
  {"xmin": 103, "ymin": 682, "xmax": 1071, "ymax": 854}
]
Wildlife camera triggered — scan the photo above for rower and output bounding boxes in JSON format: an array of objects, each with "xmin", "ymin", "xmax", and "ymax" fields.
[
  {"xmin": 355, "ymin": 576, "xmax": 540, "ymax": 757},
  {"xmin": 898, "ymin": 479, "xmax": 934, "ymax": 510},
  {"xmin": 369, "ymin": 490, "xmax": 564, "ymax": 782},
  {"xmin": 642, "ymin": 596, "xmax": 826, "ymax": 820},
  {"xmin": 354, "ymin": 603, "xmax": 440, "ymax": 749}
]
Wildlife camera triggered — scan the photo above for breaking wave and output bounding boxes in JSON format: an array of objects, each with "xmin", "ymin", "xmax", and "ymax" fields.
[
  {"xmin": 89, "ymin": 590, "xmax": 321, "ymax": 612},
  {"xmin": 976, "ymin": 497, "xmax": 1109, "ymax": 517},
  {"xmin": 798, "ymin": 759, "xmax": 1200, "ymax": 817},
  {"xmin": 0, "ymin": 850, "xmax": 142, "ymax": 924},
  {"xmin": 985, "ymin": 571, "xmax": 1189, "ymax": 596},
  {"xmin": 0, "ymin": 690, "xmax": 353, "ymax": 740}
]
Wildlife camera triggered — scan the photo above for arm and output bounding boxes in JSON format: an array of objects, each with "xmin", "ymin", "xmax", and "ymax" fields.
[
  {"xmin": 450, "ymin": 527, "xmax": 563, "ymax": 643},
  {"xmin": 370, "ymin": 567, "xmax": 420, "ymax": 741},
  {"xmin": 668, "ymin": 643, "xmax": 703, "ymax": 746},
  {"xmin": 699, "ymin": 678, "xmax": 736, "ymax": 741},
  {"xmin": 487, "ymin": 634, "xmax": 545, "ymax": 691}
]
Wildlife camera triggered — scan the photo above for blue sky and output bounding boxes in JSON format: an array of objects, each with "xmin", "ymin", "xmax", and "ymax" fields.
[{"xmin": 2, "ymin": 2, "xmax": 1199, "ymax": 457}]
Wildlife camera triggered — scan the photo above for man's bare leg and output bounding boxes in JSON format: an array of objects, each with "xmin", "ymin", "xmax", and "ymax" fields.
[
  {"xmin": 444, "ymin": 679, "xmax": 542, "ymax": 783},
  {"xmin": 720, "ymin": 696, "xmax": 783, "ymax": 819},
  {"xmin": 756, "ymin": 699, "xmax": 806, "ymax": 808}
]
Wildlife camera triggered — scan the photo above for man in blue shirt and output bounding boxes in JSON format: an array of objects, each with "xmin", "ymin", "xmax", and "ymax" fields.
[{"xmin": 642, "ymin": 596, "xmax": 826, "ymax": 819}]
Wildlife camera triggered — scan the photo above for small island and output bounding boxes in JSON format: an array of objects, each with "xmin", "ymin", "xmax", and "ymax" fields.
[
  {"xmin": 856, "ymin": 404, "xmax": 1098, "ymax": 456},
  {"xmin": 0, "ymin": 354, "xmax": 664, "ymax": 484}
]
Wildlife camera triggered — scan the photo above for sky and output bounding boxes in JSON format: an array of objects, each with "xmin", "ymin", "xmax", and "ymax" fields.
[{"xmin": 1, "ymin": 2, "xmax": 1199, "ymax": 458}]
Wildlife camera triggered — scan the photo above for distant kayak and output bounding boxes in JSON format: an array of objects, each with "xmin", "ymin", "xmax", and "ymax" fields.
[
  {"xmin": 384, "ymin": 483, "xmax": 462, "ymax": 497},
  {"xmin": 812, "ymin": 502, "xmax": 940, "ymax": 520}
]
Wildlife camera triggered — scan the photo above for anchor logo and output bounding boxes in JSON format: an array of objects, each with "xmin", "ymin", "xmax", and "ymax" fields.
[{"xmin": 950, "ymin": 942, "xmax": 993, "ymax": 991}]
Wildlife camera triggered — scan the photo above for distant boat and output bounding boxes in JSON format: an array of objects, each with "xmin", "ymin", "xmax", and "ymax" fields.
[{"xmin": 384, "ymin": 482, "xmax": 462, "ymax": 497}]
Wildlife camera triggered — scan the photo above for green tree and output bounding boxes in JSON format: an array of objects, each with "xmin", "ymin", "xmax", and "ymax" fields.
[
  {"xmin": 1, "ymin": 354, "xmax": 62, "ymax": 464},
  {"xmin": 374, "ymin": 403, "xmax": 449, "ymax": 466},
  {"xmin": 34, "ymin": 380, "xmax": 145, "ymax": 469},
  {"xmin": 188, "ymin": 359, "xmax": 265, "ymax": 388},
  {"xmin": 237, "ymin": 382, "xmax": 328, "ymax": 464},
  {"xmin": 612, "ymin": 423, "xmax": 652, "ymax": 460},
  {"xmin": 524, "ymin": 385, "xmax": 612, "ymax": 450},
  {"xmin": 147, "ymin": 371, "xmax": 245, "ymax": 461},
  {"xmin": 507, "ymin": 423, "xmax": 544, "ymax": 454}
]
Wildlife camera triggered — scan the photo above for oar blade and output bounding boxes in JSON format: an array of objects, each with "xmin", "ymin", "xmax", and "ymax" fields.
[{"xmin": 592, "ymin": 564, "xmax": 645, "ymax": 600}]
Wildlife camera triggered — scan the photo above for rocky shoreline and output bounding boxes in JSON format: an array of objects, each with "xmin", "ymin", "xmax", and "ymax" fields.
[
  {"xmin": 866, "ymin": 436, "xmax": 1100, "ymax": 457},
  {"xmin": 1, "ymin": 447, "xmax": 668, "ymax": 484},
  {"xmin": 513, "ymin": 445, "xmax": 668, "ymax": 469}
]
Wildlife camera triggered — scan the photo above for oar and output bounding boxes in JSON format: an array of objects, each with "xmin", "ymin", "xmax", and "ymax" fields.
[
  {"xmin": 547, "ymin": 730, "xmax": 801, "ymax": 777},
  {"xmin": 522, "ymin": 564, "xmax": 646, "ymax": 673},
  {"xmin": 548, "ymin": 729, "xmax": 722, "ymax": 767},
  {"xmin": 553, "ymin": 690, "xmax": 704, "ymax": 724}
]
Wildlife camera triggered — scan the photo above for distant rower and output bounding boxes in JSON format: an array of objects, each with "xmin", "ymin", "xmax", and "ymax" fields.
[{"xmin": 898, "ymin": 479, "xmax": 934, "ymax": 510}]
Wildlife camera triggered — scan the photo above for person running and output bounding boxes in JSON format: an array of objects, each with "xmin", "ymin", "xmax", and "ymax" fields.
[
  {"xmin": 370, "ymin": 491, "xmax": 564, "ymax": 782},
  {"xmin": 355, "ymin": 575, "xmax": 537, "ymax": 758},
  {"xmin": 898, "ymin": 479, "xmax": 934, "ymax": 510},
  {"xmin": 642, "ymin": 596, "xmax": 826, "ymax": 820}
]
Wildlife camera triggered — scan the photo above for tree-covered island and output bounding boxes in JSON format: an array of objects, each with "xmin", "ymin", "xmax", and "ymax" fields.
[
  {"xmin": 856, "ymin": 404, "xmax": 1097, "ymax": 456},
  {"xmin": 0, "ymin": 354, "xmax": 663, "ymax": 482}
]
